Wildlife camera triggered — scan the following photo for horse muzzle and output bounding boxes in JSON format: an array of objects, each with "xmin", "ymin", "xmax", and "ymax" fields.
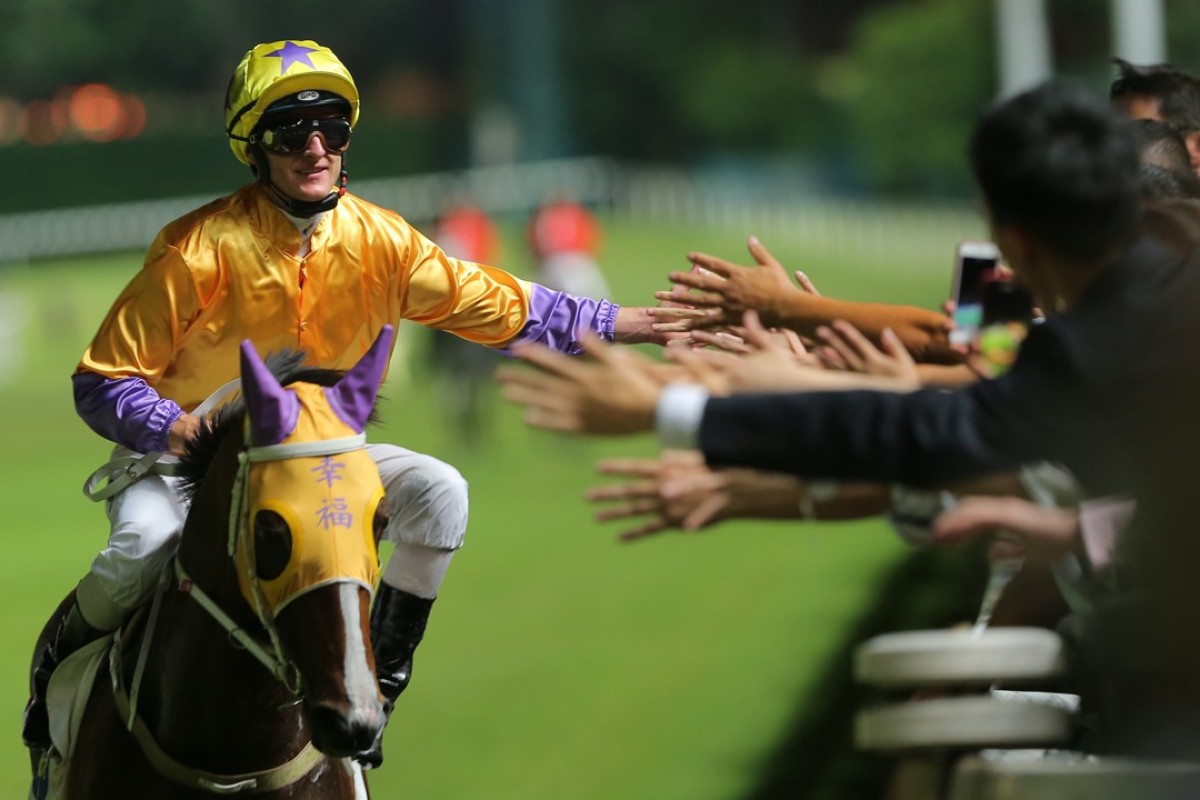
[{"xmin": 306, "ymin": 700, "xmax": 385, "ymax": 757}]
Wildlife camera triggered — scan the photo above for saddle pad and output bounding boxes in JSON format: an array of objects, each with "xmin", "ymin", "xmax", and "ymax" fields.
[{"xmin": 31, "ymin": 636, "xmax": 113, "ymax": 800}]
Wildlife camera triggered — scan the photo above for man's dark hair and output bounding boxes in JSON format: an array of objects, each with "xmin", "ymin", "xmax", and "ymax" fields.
[
  {"xmin": 1110, "ymin": 58, "xmax": 1200, "ymax": 131},
  {"xmin": 1138, "ymin": 163, "xmax": 1200, "ymax": 202},
  {"xmin": 1132, "ymin": 119, "xmax": 1192, "ymax": 171},
  {"xmin": 970, "ymin": 81, "xmax": 1140, "ymax": 263}
]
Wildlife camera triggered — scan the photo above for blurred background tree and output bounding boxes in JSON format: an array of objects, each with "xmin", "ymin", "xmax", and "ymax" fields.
[
  {"xmin": 839, "ymin": 0, "xmax": 993, "ymax": 197},
  {"xmin": 5, "ymin": 0, "xmax": 1200, "ymax": 211}
]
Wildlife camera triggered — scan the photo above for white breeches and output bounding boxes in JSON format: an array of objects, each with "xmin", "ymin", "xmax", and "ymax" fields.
[{"xmin": 75, "ymin": 443, "xmax": 469, "ymax": 631}]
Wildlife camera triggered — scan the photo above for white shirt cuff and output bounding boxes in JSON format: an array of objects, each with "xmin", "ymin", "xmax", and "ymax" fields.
[{"xmin": 655, "ymin": 383, "xmax": 709, "ymax": 450}]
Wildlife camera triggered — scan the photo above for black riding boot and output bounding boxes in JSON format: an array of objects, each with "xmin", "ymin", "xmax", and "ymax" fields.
[
  {"xmin": 356, "ymin": 585, "xmax": 434, "ymax": 769},
  {"xmin": 23, "ymin": 594, "xmax": 103, "ymax": 750}
]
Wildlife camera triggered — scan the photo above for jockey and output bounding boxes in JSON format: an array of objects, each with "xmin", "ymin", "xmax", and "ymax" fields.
[{"xmin": 25, "ymin": 39, "xmax": 665, "ymax": 768}]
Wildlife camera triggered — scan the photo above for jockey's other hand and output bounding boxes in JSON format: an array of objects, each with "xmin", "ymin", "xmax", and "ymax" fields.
[{"xmin": 167, "ymin": 414, "xmax": 202, "ymax": 455}]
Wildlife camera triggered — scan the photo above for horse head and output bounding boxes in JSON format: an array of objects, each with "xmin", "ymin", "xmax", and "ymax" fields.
[
  {"xmin": 178, "ymin": 327, "xmax": 393, "ymax": 760},
  {"xmin": 234, "ymin": 327, "xmax": 394, "ymax": 757}
]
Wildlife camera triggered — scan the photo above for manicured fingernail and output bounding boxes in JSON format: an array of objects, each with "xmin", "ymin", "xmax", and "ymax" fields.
[{"xmin": 748, "ymin": 235, "xmax": 760, "ymax": 246}]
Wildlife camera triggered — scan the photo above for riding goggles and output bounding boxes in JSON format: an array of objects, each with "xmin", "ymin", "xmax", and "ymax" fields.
[{"xmin": 255, "ymin": 117, "xmax": 351, "ymax": 154}]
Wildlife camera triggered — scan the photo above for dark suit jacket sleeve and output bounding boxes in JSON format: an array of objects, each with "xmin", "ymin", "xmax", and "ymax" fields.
[{"xmin": 698, "ymin": 320, "xmax": 1089, "ymax": 487}]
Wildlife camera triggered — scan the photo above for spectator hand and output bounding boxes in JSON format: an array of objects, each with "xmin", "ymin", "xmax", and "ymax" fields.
[
  {"xmin": 814, "ymin": 321, "xmax": 920, "ymax": 390},
  {"xmin": 666, "ymin": 310, "xmax": 827, "ymax": 393},
  {"xmin": 794, "ymin": 268, "xmax": 821, "ymax": 296},
  {"xmin": 647, "ymin": 236, "xmax": 808, "ymax": 332},
  {"xmin": 932, "ymin": 496, "xmax": 1081, "ymax": 562},
  {"xmin": 588, "ymin": 450, "xmax": 807, "ymax": 541},
  {"xmin": 498, "ymin": 333, "xmax": 667, "ymax": 436},
  {"xmin": 685, "ymin": 321, "xmax": 814, "ymax": 361},
  {"xmin": 588, "ymin": 450, "xmax": 730, "ymax": 539}
]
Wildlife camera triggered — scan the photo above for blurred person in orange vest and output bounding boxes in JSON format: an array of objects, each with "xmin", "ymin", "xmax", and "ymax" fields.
[
  {"xmin": 428, "ymin": 199, "xmax": 503, "ymax": 448},
  {"xmin": 528, "ymin": 192, "xmax": 612, "ymax": 300}
]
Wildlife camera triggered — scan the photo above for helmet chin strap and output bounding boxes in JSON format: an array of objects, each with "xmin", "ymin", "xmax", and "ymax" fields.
[{"xmin": 249, "ymin": 146, "xmax": 348, "ymax": 218}]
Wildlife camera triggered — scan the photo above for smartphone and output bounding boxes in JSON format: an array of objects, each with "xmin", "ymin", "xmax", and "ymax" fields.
[
  {"xmin": 981, "ymin": 279, "xmax": 1034, "ymax": 327},
  {"xmin": 977, "ymin": 278, "xmax": 1036, "ymax": 377},
  {"xmin": 949, "ymin": 241, "xmax": 1001, "ymax": 346}
]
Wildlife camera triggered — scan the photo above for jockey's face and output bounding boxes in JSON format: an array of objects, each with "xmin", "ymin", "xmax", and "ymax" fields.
[{"xmin": 261, "ymin": 110, "xmax": 346, "ymax": 205}]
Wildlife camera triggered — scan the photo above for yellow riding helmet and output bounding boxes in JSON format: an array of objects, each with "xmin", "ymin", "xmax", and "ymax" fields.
[{"xmin": 225, "ymin": 40, "xmax": 361, "ymax": 166}]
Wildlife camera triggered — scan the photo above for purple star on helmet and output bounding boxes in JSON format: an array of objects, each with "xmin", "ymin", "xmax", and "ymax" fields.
[{"xmin": 266, "ymin": 41, "xmax": 317, "ymax": 74}]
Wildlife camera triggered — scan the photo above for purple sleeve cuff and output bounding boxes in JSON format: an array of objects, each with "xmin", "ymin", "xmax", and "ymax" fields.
[
  {"xmin": 503, "ymin": 283, "xmax": 617, "ymax": 355},
  {"xmin": 72, "ymin": 372, "xmax": 184, "ymax": 454}
]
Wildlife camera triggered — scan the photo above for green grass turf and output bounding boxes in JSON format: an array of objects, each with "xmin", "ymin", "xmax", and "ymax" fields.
[{"xmin": 0, "ymin": 211, "xmax": 977, "ymax": 799}]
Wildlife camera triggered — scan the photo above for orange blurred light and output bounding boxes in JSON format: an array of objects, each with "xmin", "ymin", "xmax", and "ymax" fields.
[
  {"xmin": 120, "ymin": 93, "xmax": 146, "ymax": 139},
  {"xmin": 69, "ymin": 83, "xmax": 125, "ymax": 142}
]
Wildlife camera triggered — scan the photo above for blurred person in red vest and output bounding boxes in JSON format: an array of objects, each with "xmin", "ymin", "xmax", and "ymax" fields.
[
  {"xmin": 436, "ymin": 199, "xmax": 500, "ymax": 265},
  {"xmin": 528, "ymin": 192, "xmax": 612, "ymax": 300},
  {"xmin": 428, "ymin": 199, "xmax": 503, "ymax": 447}
]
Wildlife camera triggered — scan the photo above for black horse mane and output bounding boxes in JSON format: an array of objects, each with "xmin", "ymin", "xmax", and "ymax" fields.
[{"xmin": 175, "ymin": 349, "xmax": 381, "ymax": 502}]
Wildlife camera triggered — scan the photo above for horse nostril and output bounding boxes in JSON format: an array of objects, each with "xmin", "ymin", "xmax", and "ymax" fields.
[{"xmin": 307, "ymin": 702, "xmax": 384, "ymax": 756}]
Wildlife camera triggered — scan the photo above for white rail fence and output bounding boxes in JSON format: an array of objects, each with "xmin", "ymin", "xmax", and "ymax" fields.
[{"xmin": 0, "ymin": 157, "xmax": 982, "ymax": 266}]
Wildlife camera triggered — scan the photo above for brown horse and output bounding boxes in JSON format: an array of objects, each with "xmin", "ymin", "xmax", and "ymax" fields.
[{"xmin": 58, "ymin": 328, "xmax": 394, "ymax": 798}]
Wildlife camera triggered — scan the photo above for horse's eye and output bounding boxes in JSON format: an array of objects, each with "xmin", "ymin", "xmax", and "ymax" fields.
[
  {"xmin": 253, "ymin": 510, "xmax": 293, "ymax": 580},
  {"xmin": 372, "ymin": 497, "xmax": 388, "ymax": 547}
]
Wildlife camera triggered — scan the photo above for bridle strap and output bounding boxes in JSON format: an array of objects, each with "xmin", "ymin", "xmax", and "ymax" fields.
[
  {"xmin": 174, "ymin": 559, "xmax": 301, "ymax": 691},
  {"xmin": 110, "ymin": 661, "xmax": 324, "ymax": 794},
  {"xmin": 82, "ymin": 379, "xmax": 244, "ymax": 503},
  {"xmin": 110, "ymin": 564, "xmax": 325, "ymax": 795}
]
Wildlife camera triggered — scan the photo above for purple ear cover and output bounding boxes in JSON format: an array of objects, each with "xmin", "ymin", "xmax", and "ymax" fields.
[
  {"xmin": 325, "ymin": 325, "xmax": 394, "ymax": 433},
  {"xmin": 239, "ymin": 340, "xmax": 300, "ymax": 446}
]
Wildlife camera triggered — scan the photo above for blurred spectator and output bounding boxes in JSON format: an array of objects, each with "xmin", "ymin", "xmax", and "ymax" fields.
[
  {"xmin": 528, "ymin": 193, "xmax": 611, "ymax": 300},
  {"xmin": 1137, "ymin": 163, "xmax": 1200, "ymax": 202},
  {"xmin": 429, "ymin": 200, "xmax": 503, "ymax": 448},
  {"xmin": 1110, "ymin": 58, "xmax": 1200, "ymax": 173},
  {"xmin": 501, "ymin": 81, "xmax": 1200, "ymax": 759},
  {"xmin": 1131, "ymin": 119, "xmax": 1193, "ymax": 172}
]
